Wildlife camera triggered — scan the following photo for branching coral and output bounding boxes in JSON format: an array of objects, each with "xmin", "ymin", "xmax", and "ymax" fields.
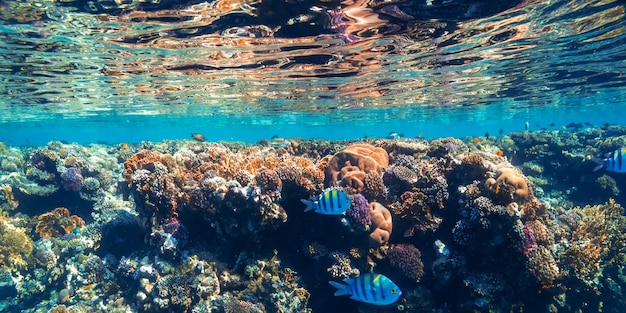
[
  {"xmin": 391, "ymin": 190, "xmax": 443, "ymax": 237},
  {"xmin": 561, "ymin": 199, "xmax": 626, "ymax": 289}
]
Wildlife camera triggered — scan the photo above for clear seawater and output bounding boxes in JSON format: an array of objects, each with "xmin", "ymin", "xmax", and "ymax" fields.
[
  {"xmin": 0, "ymin": 0, "xmax": 624, "ymax": 144},
  {"xmin": 2, "ymin": 1, "xmax": 626, "ymax": 312}
]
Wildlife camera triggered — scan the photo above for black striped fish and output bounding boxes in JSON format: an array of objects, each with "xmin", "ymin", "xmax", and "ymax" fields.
[
  {"xmin": 593, "ymin": 147, "xmax": 626, "ymax": 173},
  {"xmin": 300, "ymin": 189, "xmax": 352, "ymax": 215},
  {"xmin": 329, "ymin": 273, "xmax": 402, "ymax": 305}
]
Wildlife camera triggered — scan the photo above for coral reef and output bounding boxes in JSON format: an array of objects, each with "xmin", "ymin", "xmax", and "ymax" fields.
[{"xmin": 1, "ymin": 127, "xmax": 626, "ymax": 312}]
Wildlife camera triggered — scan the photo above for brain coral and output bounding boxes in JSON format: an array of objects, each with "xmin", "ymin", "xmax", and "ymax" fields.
[
  {"xmin": 369, "ymin": 202, "xmax": 393, "ymax": 246},
  {"xmin": 325, "ymin": 144, "xmax": 389, "ymax": 193}
]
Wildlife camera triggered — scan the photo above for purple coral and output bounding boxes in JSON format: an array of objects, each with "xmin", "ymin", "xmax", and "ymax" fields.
[
  {"xmin": 521, "ymin": 225, "xmax": 538, "ymax": 256},
  {"xmin": 60, "ymin": 167, "xmax": 83, "ymax": 191},
  {"xmin": 387, "ymin": 244, "xmax": 424, "ymax": 281},
  {"xmin": 347, "ymin": 194, "xmax": 371, "ymax": 227}
]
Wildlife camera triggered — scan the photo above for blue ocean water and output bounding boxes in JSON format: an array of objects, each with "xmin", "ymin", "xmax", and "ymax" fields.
[
  {"xmin": 0, "ymin": 0, "xmax": 624, "ymax": 145},
  {"xmin": 2, "ymin": 0, "xmax": 626, "ymax": 312}
]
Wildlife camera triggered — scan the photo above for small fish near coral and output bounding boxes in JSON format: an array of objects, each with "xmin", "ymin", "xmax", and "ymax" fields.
[
  {"xmin": 329, "ymin": 273, "xmax": 402, "ymax": 305},
  {"xmin": 386, "ymin": 131, "xmax": 404, "ymax": 139},
  {"xmin": 191, "ymin": 133, "xmax": 206, "ymax": 142},
  {"xmin": 593, "ymin": 147, "xmax": 626, "ymax": 173},
  {"xmin": 301, "ymin": 189, "xmax": 352, "ymax": 215}
]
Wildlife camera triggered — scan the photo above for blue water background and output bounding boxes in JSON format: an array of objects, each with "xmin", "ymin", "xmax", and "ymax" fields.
[{"xmin": 2, "ymin": 90, "xmax": 623, "ymax": 146}]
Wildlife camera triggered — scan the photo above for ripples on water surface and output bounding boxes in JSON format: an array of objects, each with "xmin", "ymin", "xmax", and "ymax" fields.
[{"xmin": 0, "ymin": 0, "xmax": 625, "ymax": 142}]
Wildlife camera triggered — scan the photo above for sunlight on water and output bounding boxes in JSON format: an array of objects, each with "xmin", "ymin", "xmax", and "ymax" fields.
[{"xmin": 0, "ymin": 0, "xmax": 625, "ymax": 141}]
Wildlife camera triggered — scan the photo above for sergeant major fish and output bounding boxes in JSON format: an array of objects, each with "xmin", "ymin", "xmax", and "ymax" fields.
[
  {"xmin": 300, "ymin": 189, "xmax": 352, "ymax": 215},
  {"xmin": 593, "ymin": 147, "xmax": 626, "ymax": 173},
  {"xmin": 329, "ymin": 273, "xmax": 402, "ymax": 305}
]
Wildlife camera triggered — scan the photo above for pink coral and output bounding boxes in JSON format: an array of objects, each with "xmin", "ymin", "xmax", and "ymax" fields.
[{"xmin": 369, "ymin": 202, "xmax": 393, "ymax": 246}]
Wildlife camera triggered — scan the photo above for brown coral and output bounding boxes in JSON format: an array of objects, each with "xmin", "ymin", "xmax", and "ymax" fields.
[
  {"xmin": 325, "ymin": 144, "xmax": 389, "ymax": 192},
  {"xmin": 369, "ymin": 202, "xmax": 393, "ymax": 246},
  {"xmin": 493, "ymin": 167, "xmax": 530, "ymax": 203},
  {"xmin": 35, "ymin": 207, "xmax": 84, "ymax": 238}
]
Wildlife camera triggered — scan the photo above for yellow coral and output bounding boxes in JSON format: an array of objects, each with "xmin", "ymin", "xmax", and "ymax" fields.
[
  {"xmin": 0, "ymin": 220, "xmax": 33, "ymax": 268},
  {"xmin": 563, "ymin": 199, "xmax": 626, "ymax": 286}
]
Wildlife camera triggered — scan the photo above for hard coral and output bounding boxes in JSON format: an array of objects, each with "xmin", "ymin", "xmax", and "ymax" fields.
[
  {"xmin": 392, "ymin": 190, "xmax": 443, "ymax": 237},
  {"xmin": 325, "ymin": 143, "xmax": 389, "ymax": 193},
  {"xmin": 0, "ymin": 220, "xmax": 33, "ymax": 268},
  {"xmin": 60, "ymin": 167, "xmax": 83, "ymax": 191},
  {"xmin": 369, "ymin": 202, "xmax": 393, "ymax": 246},
  {"xmin": 494, "ymin": 167, "xmax": 530, "ymax": 203},
  {"xmin": 347, "ymin": 194, "xmax": 371, "ymax": 227},
  {"xmin": 35, "ymin": 207, "xmax": 84, "ymax": 238},
  {"xmin": 387, "ymin": 244, "xmax": 424, "ymax": 282}
]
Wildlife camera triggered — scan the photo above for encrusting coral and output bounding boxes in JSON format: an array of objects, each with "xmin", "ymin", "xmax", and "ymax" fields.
[
  {"xmin": 492, "ymin": 167, "xmax": 530, "ymax": 203},
  {"xmin": 368, "ymin": 202, "xmax": 393, "ymax": 246},
  {"xmin": 35, "ymin": 207, "xmax": 85, "ymax": 238},
  {"xmin": 325, "ymin": 143, "xmax": 389, "ymax": 193}
]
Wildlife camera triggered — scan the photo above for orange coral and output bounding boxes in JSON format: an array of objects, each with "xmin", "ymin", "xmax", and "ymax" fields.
[
  {"xmin": 369, "ymin": 202, "xmax": 393, "ymax": 246},
  {"xmin": 35, "ymin": 207, "xmax": 84, "ymax": 238},
  {"xmin": 123, "ymin": 150, "xmax": 178, "ymax": 183},
  {"xmin": 494, "ymin": 167, "xmax": 530, "ymax": 202},
  {"xmin": 325, "ymin": 144, "xmax": 389, "ymax": 192}
]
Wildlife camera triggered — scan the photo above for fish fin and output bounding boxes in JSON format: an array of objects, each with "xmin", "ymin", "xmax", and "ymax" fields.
[
  {"xmin": 300, "ymin": 199, "xmax": 316, "ymax": 212},
  {"xmin": 592, "ymin": 157, "xmax": 604, "ymax": 171},
  {"xmin": 328, "ymin": 281, "xmax": 351, "ymax": 296}
]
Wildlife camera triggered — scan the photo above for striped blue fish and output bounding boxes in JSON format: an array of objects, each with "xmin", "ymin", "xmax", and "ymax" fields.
[
  {"xmin": 593, "ymin": 147, "xmax": 626, "ymax": 173},
  {"xmin": 300, "ymin": 190, "xmax": 352, "ymax": 215},
  {"xmin": 329, "ymin": 273, "xmax": 401, "ymax": 305}
]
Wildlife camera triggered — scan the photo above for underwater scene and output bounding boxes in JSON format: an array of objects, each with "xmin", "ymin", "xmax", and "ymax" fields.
[{"xmin": 1, "ymin": 0, "xmax": 626, "ymax": 312}]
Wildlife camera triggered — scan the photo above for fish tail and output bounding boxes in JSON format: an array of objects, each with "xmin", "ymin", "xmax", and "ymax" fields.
[
  {"xmin": 300, "ymin": 199, "xmax": 316, "ymax": 212},
  {"xmin": 592, "ymin": 157, "xmax": 604, "ymax": 172},
  {"xmin": 329, "ymin": 281, "xmax": 351, "ymax": 296}
]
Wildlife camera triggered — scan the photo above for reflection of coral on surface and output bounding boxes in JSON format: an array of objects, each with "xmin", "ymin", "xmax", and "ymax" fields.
[
  {"xmin": 35, "ymin": 207, "xmax": 85, "ymax": 238},
  {"xmin": 325, "ymin": 143, "xmax": 389, "ymax": 193}
]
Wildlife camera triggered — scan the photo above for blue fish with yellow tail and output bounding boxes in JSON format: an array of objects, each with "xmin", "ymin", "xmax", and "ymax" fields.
[
  {"xmin": 300, "ymin": 189, "xmax": 352, "ymax": 215},
  {"xmin": 593, "ymin": 147, "xmax": 626, "ymax": 173},
  {"xmin": 329, "ymin": 273, "xmax": 401, "ymax": 305}
]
